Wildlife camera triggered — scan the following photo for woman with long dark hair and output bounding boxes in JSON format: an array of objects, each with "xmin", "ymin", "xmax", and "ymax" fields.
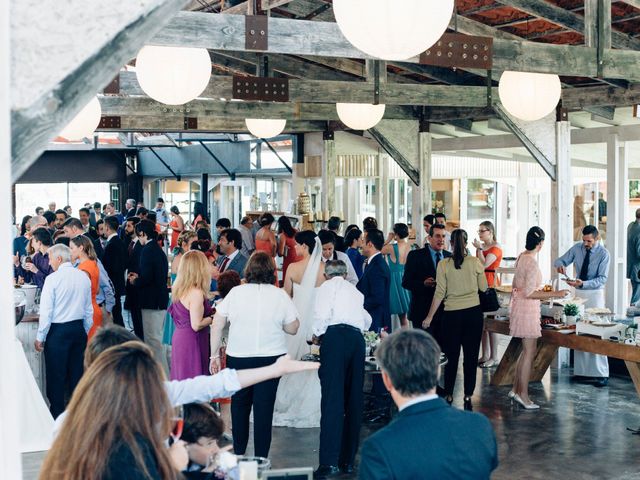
[
  {"xmin": 40, "ymin": 342, "xmax": 184, "ymax": 479},
  {"xmin": 277, "ymin": 215, "xmax": 301, "ymax": 281},
  {"xmin": 423, "ymin": 229, "xmax": 487, "ymax": 411},
  {"xmin": 344, "ymin": 228, "xmax": 366, "ymax": 279},
  {"xmin": 13, "ymin": 214, "xmax": 32, "ymax": 258},
  {"xmin": 169, "ymin": 206, "xmax": 185, "ymax": 250},
  {"xmin": 509, "ymin": 227, "xmax": 567, "ymax": 409},
  {"xmin": 192, "ymin": 201, "xmax": 209, "ymax": 228},
  {"xmin": 255, "ymin": 212, "xmax": 277, "ymax": 258}
]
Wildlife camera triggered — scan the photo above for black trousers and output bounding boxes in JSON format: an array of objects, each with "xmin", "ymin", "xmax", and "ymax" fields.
[
  {"xmin": 441, "ymin": 305, "xmax": 484, "ymax": 397},
  {"xmin": 130, "ymin": 305, "xmax": 144, "ymax": 341},
  {"xmin": 111, "ymin": 294, "xmax": 124, "ymax": 327},
  {"xmin": 44, "ymin": 320, "xmax": 87, "ymax": 418},
  {"xmin": 226, "ymin": 354, "xmax": 282, "ymax": 458},
  {"xmin": 319, "ymin": 325, "xmax": 365, "ymax": 467}
]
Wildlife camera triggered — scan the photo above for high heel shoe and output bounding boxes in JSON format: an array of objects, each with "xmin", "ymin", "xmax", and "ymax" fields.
[
  {"xmin": 513, "ymin": 394, "xmax": 540, "ymax": 410},
  {"xmin": 463, "ymin": 397, "xmax": 473, "ymax": 411}
]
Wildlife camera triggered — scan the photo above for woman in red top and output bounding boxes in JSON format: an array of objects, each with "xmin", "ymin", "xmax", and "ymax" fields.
[
  {"xmin": 69, "ymin": 236, "xmax": 102, "ymax": 340},
  {"xmin": 473, "ymin": 221, "xmax": 503, "ymax": 368},
  {"xmin": 169, "ymin": 206, "xmax": 185, "ymax": 250},
  {"xmin": 277, "ymin": 215, "xmax": 301, "ymax": 282}
]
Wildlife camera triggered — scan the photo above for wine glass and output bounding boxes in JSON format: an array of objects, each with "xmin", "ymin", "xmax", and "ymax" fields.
[{"xmin": 171, "ymin": 405, "xmax": 184, "ymax": 444}]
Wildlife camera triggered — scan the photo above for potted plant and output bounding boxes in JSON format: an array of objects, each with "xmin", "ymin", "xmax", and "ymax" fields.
[{"xmin": 564, "ymin": 303, "xmax": 580, "ymax": 325}]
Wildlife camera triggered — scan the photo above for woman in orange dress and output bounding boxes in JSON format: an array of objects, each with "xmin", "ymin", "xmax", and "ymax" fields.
[
  {"xmin": 472, "ymin": 220, "xmax": 503, "ymax": 368},
  {"xmin": 276, "ymin": 215, "xmax": 300, "ymax": 282},
  {"xmin": 69, "ymin": 235, "xmax": 102, "ymax": 340},
  {"xmin": 255, "ymin": 213, "xmax": 278, "ymax": 284},
  {"xmin": 169, "ymin": 206, "xmax": 185, "ymax": 250}
]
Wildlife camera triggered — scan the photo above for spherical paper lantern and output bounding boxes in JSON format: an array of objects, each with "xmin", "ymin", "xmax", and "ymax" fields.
[
  {"xmin": 498, "ymin": 71, "xmax": 561, "ymax": 122},
  {"xmin": 333, "ymin": 0, "xmax": 454, "ymax": 60},
  {"xmin": 245, "ymin": 119, "xmax": 287, "ymax": 138},
  {"xmin": 336, "ymin": 103, "xmax": 386, "ymax": 130},
  {"xmin": 58, "ymin": 96, "xmax": 102, "ymax": 140},
  {"xmin": 135, "ymin": 46, "xmax": 211, "ymax": 105}
]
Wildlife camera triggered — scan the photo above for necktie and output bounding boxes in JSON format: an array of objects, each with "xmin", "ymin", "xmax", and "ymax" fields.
[
  {"xmin": 579, "ymin": 248, "xmax": 591, "ymax": 281},
  {"xmin": 435, "ymin": 252, "xmax": 442, "ymax": 267},
  {"xmin": 220, "ymin": 257, "xmax": 230, "ymax": 273},
  {"xmin": 128, "ymin": 241, "xmax": 134, "ymax": 256}
]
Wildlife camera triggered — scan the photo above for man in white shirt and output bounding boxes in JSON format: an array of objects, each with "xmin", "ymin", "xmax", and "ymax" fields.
[
  {"xmin": 34, "ymin": 244, "xmax": 93, "ymax": 418},
  {"xmin": 318, "ymin": 230, "xmax": 359, "ymax": 285},
  {"xmin": 312, "ymin": 260, "xmax": 371, "ymax": 479}
]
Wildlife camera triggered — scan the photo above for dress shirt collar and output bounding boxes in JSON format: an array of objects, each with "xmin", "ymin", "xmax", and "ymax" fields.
[
  {"xmin": 399, "ymin": 393, "xmax": 439, "ymax": 411},
  {"xmin": 107, "ymin": 233, "xmax": 118, "ymax": 242},
  {"xmin": 57, "ymin": 262, "xmax": 73, "ymax": 272},
  {"xmin": 367, "ymin": 251, "xmax": 381, "ymax": 264},
  {"xmin": 226, "ymin": 249, "xmax": 239, "ymax": 262}
]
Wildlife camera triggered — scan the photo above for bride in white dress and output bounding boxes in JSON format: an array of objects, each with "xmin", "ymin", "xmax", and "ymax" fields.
[{"xmin": 272, "ymin": 231, "xmax": 325, "ymax": 428}]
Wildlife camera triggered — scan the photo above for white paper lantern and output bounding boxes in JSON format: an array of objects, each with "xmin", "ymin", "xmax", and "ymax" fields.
[
  {"xmin": 135, "ymin": 46, "xmax": 211, "ymax": 105},
  {"xmin": 336, "ymin": 103, "xmax": 386, "ymax": 130},
  {"xmin": 498, "ymin": 71, "xmax": 562, "ymax": 122},
  {"xmin": 333, "ymin": 0, "xmax": 454, "ymax": 61},
  {"xmin": 245, "ymin": 119, "xmax": 287, "ymax": 138},
  {"xmin": 58, "ymin": 96, "xmax": 102, "ymax": 140}
]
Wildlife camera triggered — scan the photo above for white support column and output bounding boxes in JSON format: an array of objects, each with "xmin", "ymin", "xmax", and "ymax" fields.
[
  {"xmin": 1, "ymin": 0, "xmax": 22, "ymax": 475},
  {"xmin": 381, "ymin": 154, "xmax": 389, "ymax": 233},
  {"xmin": 418, "ymin": 130, "xmax": 433, "ymax": 244},
  {"xmin": 321, "ymin": 135, "xmax": 336, "ymax": 218},
  {"xmin": 551, "ymin": 120, "xmax": 573, "ymax": 368},
  {"xmin": 411, "ymin": 180, "xmax": 421, "ymax": 243},
  {"xmin": 606, "ymin": 135, "xmax": 628, "ymax": 313}
]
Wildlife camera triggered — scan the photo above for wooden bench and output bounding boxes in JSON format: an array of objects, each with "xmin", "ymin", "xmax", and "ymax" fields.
[{"xmin": 484, "ymin": 316, "xmax": 640, "ymax": 396}]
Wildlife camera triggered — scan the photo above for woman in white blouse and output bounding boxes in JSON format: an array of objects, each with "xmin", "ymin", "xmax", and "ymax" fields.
[{"xmin": 210, "ymin": 251, "xmax": 300, "ymax": 458}]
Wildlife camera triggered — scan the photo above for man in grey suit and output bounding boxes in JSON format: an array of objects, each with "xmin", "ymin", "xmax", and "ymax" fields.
[
  {"xmin": 214, "ymin": 228, "xmax": 248, "ymax": 280},
  {"xmin": 628, "ymin": 209, "xmax": 640, "ymax": 305}
]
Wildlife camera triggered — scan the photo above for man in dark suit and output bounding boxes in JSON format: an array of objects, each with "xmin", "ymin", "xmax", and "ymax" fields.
[
  {"xmin": 402, "ymin": 224, "xmax": 451, "ymax": 343},
  {"xmin": 359, "ymin": 330, "xmax": 498, "ymax": 480},
  {"xmin": 124, "ymin": 217, "xmax": 144, "ymax": 340},
  {"xmin": 128, "ymin": 220, "xmax": 169, "ymax": 374},
  {"xmin": 125, "ymin": 198, "xmax": 137, "ymax": 219},
  {"xmin": 102, "ymin": 216, "xmax": 128, "ymax": 327},
  {"xmin": 357, "ymin": 228, "xmax": 391, "ymax": 332},
  {"xmin": 327, "ymin": 216, "xmax": 345, "ymax": 252},
  {"xmin": 214, "ymin": 228, "xmax": 248, "ymax": 279}
]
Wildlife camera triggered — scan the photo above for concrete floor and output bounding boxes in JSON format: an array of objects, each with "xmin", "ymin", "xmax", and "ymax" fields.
[{"xmin": 22, "ymin": 364, "xmax": 640, "ymax": 479}]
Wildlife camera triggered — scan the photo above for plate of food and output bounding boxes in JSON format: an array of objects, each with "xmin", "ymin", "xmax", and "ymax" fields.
[{"xmin": 495, "ymin": 285, "xmax": 512, "ymax": 294}]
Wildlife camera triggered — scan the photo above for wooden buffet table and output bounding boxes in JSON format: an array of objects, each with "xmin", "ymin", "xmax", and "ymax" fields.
[{"xmin": 484, "ymin": 316, "xmax": 640, "ymax": 396}]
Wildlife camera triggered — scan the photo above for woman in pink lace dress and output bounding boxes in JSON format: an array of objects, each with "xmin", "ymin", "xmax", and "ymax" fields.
[{"xmin": 510, "ymin": 227, "xmax": 568, "ymax": 410}]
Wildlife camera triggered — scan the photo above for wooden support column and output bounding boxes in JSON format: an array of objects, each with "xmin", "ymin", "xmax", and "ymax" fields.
[
  {"xmin": 11, "ymin": 0, "xmax": 189, "ymax": 181},
  {"xmin": 321, "ymin": 133, "xmax": 336, "ymax": 218},
  {"xmin": 418, "ymin": 129, "xmax": 433, "ymax": 244},
  {"xmin": 606, "ymin": 135, "xmax": 628, "ymax": 312},
  {"xmin": 1, "ymin": 0, "xmax": 21, "ymax": 474}
]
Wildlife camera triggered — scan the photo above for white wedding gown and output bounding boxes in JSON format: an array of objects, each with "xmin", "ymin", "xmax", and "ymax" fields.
[{"xmin": 272, "ymin": 239, "xmax": 322, "ymax": 428}]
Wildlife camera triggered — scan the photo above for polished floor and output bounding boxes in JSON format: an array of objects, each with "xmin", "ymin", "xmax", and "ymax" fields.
[{"xmin": 23, "ymin": 362, "xmax": 640, "ymax": 479}]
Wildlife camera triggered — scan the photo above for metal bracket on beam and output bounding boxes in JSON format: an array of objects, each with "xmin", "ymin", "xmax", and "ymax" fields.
[
  {"xmin": 184, "ymin": 117, "xmax": 198, "ymax": 130},
  {"xmin": 246, "ymin": 15, "xmax": 268, "ymax": 51},
  {"xmin": 486, "ymin": 69, "xmax": 493, "ymax": 107},
  {"xmin": 198, "ymin": 141, "xmax": 236, "ymax": 180},
  {"xmin": 232, "ymin": 75, "xmax": 289, "ymax": 102},
  {"xmin": 260, "ymin": 139, "xmax": 293, "ymax": 173},
  {"xmin": 98, "ymin": 116, "xmax": 121, "ymax": 129},
  {"xmin": 420, "ymin": 33, "xmax": 493, "ymax": 70},
  {"xmin": 148, "ymin": 147, "xmax": 181, "ymax": 181},
  {"xmin": 597, "ymin": 0, "xmax": 606, "ymax": 78},
  {"xmin": 373, "ymin": 61, "xmax": 380, "ymax": 105},
  {"xmin": 493, "ymin": 103, "xmax": 556, "ymax": 181},
  {"xmin": 103, "ymin": 75, "xmax": 120, "ymax": 95},
  {"xmin": 323, "ymin": 130, "xmax": 334, "ymax": 141}
]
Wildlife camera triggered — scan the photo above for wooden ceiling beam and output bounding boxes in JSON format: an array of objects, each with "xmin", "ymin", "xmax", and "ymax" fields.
[
  {"xmin": 117, "ymin": 72, "xmax": 497, "ymax": 107},
  {"xmin": 152, "ymin": 12, "xmax": 610, "ymax": 78}
]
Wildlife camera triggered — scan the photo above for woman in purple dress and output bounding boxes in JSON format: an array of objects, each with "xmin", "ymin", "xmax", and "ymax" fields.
[{"xmin": 168, "ymin": 250, "xmax": 214, "ymax": 380}]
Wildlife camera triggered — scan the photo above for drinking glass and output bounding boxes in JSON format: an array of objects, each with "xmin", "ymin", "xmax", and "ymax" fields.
[{"xmin": 171, "ymin": 405, "xmax": 184, "ymax": 444}]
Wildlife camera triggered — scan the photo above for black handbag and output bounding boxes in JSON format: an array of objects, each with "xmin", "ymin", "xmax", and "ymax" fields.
[{"xmin": 479, "ymin": 269, "xmax": 500, "ymax": 312}]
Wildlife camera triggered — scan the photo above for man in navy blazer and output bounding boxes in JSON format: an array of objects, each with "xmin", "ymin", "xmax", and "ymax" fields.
[
  {"xmin": 359, "ymin": 330, "xmax": 498, "ymax": 480},
  {"xmin": 402, "ymin": 224, "xmax": 452, "ymax": 341},
  {"xmin": 215, "ymin": 228, "xmax": 248, "ymax": 279},
  {"xmin": 357, "ymin": 228, "xmax": 391, "ymax": 332}
]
